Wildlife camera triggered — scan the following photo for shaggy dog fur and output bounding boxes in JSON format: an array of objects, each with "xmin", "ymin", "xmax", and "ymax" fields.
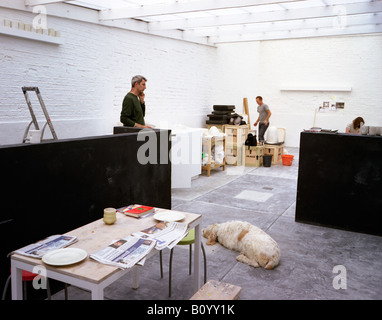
[{"xmin": 203, "ymin": 220, "xmax": 280, "ymax": 269}]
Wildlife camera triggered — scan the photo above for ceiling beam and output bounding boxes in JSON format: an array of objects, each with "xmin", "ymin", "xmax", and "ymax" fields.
[
  {"xmin": 148, "ymin": 1, "xmax": 382, "ymax": 31},
  {"xmin": 2, "ymin": 0, "xmax": 98, "ymax": 21},
  {"xmin": 209, "ymin": 24, "xmax": 382, "ymax": 43},
  {"xmin": 101, "ymin": 19, "xmax": 212, "ymax": 46},
  {"xmin": 25, "ymin": 0, "xmax": 72, "ymax": 5},
  {"xmin": 99, "ymin": 0, "xmax": 305, "ymax": 21},
  {"xmin": 185, "ymin": 13, "xmax": 382, "ymax": 37}
]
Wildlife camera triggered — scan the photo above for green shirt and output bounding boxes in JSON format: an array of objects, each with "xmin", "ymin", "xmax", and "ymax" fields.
[{"xmin": 120, "ymin": 92, "xmax": 146, "ymax": 127}]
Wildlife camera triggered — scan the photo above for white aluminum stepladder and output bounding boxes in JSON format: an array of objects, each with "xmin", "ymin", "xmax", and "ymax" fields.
[{"xmin": 22, "ymin": 86, "xmax": 58, "ymax": 143}]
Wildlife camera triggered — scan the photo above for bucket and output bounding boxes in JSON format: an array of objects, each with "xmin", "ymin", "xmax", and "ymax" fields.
[
  {"xmin": 263, "ymin": 154, "xmax": 273, "ymax": 167},
  {"xmin": 29, "ymin": 129, "xmax": 41, "ymax": 144},
  {"xmin": 282, "ymin": 154, "xmax": 294, "ymax": 166}
]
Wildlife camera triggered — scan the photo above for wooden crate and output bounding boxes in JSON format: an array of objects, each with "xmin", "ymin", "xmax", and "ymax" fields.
[
  {"xmin": 190, "ymin": 280, "xmax": 241, "ymax": 300},
  {"xmin": 225, "ymin": 144, "xmax": 245, "ymax": 166},
  {"xmin": 224, "ymin": 124, "xmax": 248, "ymax": 145},
  {"xmin": 245, "ymin": 145, "xmax": 264, "ymax": 167},
  {"xmin": 225, "ymin": 146, "xmax": 237, "ymax": 156},
  {"xmin": 201, "ymin": 136, "xmax": 225, "ymax": 177},
  {"xmin": 264, "ymin": 144, "xmax": 284, "ymax": 165},
  {"xmin": 224, "ymin": 125, "xmax": 248, "ymax": 166}
]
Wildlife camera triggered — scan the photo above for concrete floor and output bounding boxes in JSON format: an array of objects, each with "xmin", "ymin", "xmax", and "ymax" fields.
[{"xmin": 52, "ymin": 147, "xmax": 382, "ymax": 300}]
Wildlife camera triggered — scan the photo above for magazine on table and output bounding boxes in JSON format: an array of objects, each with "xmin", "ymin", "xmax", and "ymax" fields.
[
  {"xmin": 10, "ymin": 234, "xmax": 78, "ymax": 258},
  {"xmin": 117, "ymin": 204, "xmax": 156, "ymax": 219},
  {"xmin": 90, "ymin": 236, "xmax": 156, "ymax": 269},
  {"xmin": 132, "ymin": 221, "xmax": 188, "ymax": 250}
]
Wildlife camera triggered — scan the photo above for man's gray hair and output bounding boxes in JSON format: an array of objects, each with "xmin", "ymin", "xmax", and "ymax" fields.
[{"xmin": 131, "ymin": 75, "xmax": 147, "ymax": 88}]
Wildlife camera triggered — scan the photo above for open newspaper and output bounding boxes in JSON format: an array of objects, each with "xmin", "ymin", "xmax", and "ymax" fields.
[
  {"xmin": 90, "ymin": 222, "xmax": 188, "ymax": 269},
  {"xmin": 133, "ymin": 221, "xmax": 188, "ymax": 250},
  {"xmin": 90, "ymin": 236, "xmax": 156, "ymax": 269},
  {"xmin": 10, "ymin": 235, "xmax": 78, "ymax": 258}
]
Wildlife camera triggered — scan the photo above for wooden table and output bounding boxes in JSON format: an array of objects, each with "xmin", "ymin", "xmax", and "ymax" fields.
[{"xmin": 11, "ymin": 208, "xmax": 202, "ymax": 300}]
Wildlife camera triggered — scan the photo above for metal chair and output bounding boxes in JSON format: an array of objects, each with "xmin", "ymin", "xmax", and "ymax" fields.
[
  {"xmin": 2, "ymin": 269, "xmax": 51, "ymax": 300},
  {"xmin": 159, "ymin": 229, "xmax": 207, "ymax": 297},
  {"xmin": 2, "ymin": 268, "xmax": 69, "ymax": 300}
]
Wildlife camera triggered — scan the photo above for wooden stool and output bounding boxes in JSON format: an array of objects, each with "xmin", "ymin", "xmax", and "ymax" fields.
[{"xmin": 190, "ymin": 280, "xmax": 241, "ymax": 300}]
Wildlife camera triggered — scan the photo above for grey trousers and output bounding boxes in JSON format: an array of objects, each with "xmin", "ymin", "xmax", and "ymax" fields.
[{"xmin": 258, "ymin": 122, "xmax": 269, "ymax": 142}]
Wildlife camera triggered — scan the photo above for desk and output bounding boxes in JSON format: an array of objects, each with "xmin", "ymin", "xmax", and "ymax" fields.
[{"xmin": 11, "ymin": 208, "xmax": 202, "ymax": 300}]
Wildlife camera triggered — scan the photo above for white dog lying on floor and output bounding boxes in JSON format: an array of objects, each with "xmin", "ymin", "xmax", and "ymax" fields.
[{"xmin": 203, "ymin": 220, "xmax": 280, "ymax": 269}]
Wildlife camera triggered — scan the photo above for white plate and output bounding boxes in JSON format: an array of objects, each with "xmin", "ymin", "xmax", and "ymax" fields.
[
  {"xmin": 42, "ymin": 248, "xmax": 87, "ymax": 266},
  {"xmin": 154, "ymin": 211, "xmax": 185, "ymax": 222}
]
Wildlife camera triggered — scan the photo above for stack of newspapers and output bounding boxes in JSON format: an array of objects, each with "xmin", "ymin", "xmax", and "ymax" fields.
[
  {"xmin": 133, "ymin": 221, "xmax": 188, "ymax": 250},
  {"xmin": 10, "ymin": 235, "xmax": 78, "ymax": 258},
  {"xmin": 90, "ymin": 236, "xmax": 156, "ymax": 269},
  {"xmin": 90, "ymin": 221, "xmax": 188, "ymax": 269}
]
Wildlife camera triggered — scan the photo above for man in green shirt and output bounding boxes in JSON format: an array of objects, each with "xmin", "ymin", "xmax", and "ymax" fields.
[{"xmin": 120, "ymin": 75, "xmax": 151, "ymax": 128}]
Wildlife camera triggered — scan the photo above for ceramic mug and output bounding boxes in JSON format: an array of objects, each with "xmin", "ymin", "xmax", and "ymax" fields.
[{"xmin": 103, "ymin": 207, "xmax": 116, "ymax": 225}]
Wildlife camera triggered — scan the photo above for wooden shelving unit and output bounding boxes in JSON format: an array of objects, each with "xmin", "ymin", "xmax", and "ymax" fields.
[{"xmin": 202, "ymin": 135, "xmax": 225, "ymax": 177}]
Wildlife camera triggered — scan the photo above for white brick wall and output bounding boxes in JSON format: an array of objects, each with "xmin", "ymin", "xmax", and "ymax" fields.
[
  {"xmin": 0, "ymin": 7, "xmax": 217, "ymax": 145},
  {"xmin": 1, "ymin": 6, "xmax": 381, "ymax": 147},
  {"xmin": 216, "ymin": 35, "xmax": 382, "ymax": 147}
]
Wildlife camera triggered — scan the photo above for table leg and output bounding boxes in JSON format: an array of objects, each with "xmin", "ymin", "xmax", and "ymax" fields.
[
  {"xmin": 11, "ymin": 263, "xmax": 23, "ymax": 300},
  {"xmin": 193, "ymin": 222, "xmax": 202, "ymax": 292},
  {"xmin": 90, "ymin": 286, "xmax": 104, "ymax": 300},
  {"xmin": 132, "ymin": 266, "xmax": 140, "ymax": 289}
]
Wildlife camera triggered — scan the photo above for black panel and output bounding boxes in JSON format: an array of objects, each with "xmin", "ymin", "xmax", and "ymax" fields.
[
  {"xmin": 113, "ymin": 126, "xmax": 142, "ymax": 134},
  {"xmin": 296, "ymin": 132, "xmax": 382, "ymax": 236},
  {"xmin": 0, "ymin": 131, "xmax": 171, "ymax": 296}
]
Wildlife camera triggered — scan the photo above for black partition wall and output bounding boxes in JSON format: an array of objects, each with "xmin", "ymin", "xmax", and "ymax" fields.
[
  {"xmin": 0, "ymin": 129, "xmax": 171, "ymax": 295},
  {"xmin": 296, "ymin": 131, "xmax": 382, "ymax": 236}
]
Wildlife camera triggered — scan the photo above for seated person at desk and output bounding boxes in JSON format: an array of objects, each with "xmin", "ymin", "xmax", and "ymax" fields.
[
  {"xmin": 120, "ymin": 75, "xmax": 151, "ymax": 128},
  {"xmin": 346, "ymin": 117, "xmax": 364, "ymax": 134}
]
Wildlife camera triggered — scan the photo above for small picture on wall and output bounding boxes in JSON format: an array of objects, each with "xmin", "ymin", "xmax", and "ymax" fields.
[{"xmin": 323, "ymin": 101, "xmax": 329, "ymax": 108}]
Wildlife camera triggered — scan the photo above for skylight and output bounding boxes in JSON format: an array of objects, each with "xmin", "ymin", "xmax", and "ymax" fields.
[{"xmin": 24, "ymin": 0, "xmax": 381, "ymax": 45}]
